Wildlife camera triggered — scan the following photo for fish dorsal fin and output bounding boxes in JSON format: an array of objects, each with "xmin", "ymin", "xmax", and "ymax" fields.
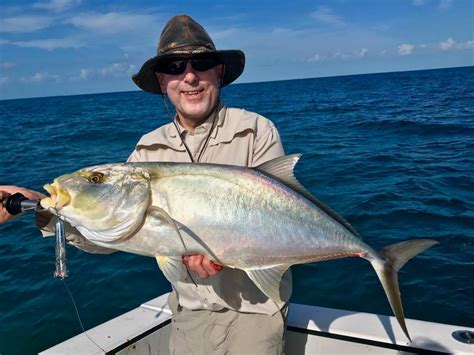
[
  {"xmin": 256, "ymin": 154, "xmax": 310, "ymax": 196},
  {"xmin": 246, "ymin": 265, "xmax": 289, "ymax": 303},
  {"xmin": 256, "ymin": 154, "xmax": 360, "ymax": 237}
]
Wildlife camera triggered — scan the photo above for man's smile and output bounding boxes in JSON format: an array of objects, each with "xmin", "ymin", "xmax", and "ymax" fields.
[{"xmin": 182, "ymin": 89, "xmax": 205, "ymax": 98}]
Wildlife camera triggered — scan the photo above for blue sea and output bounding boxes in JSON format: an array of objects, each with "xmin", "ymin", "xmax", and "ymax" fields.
[{"xmin": 0, "ymin": 66, "xmax": 473, "ymax": 354}]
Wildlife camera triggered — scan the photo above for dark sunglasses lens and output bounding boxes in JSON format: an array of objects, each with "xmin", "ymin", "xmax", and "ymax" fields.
[
  {"xmin": 191, "ymin": 58, "xmax": 219, "ymax": 72},
  {"xmin": 161, "ymin": 60, "xmax": 187, "ymax": 75},
  {"xmin": 158, "ymin": 57, "xmax": 220, "ymax": 75}
]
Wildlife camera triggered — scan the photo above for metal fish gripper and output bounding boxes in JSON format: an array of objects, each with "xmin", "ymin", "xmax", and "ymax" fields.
[{"xmin": 54, "ymin": 218, "xmax": 69, "ymax": 279}]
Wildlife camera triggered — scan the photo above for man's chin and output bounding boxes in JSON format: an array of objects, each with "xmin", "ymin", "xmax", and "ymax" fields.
[{"xmin": 178, "ymin": 106, "xmax": 215, "ymax": 123}]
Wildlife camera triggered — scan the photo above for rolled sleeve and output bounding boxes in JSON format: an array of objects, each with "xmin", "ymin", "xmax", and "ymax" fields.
[
  {"xmin": 127, "ymin": 149, "xmax": 140, "ymax": 163},
  {"xmin": 252, "ymin": 124, "xmax": 285, "ymax": 167}
]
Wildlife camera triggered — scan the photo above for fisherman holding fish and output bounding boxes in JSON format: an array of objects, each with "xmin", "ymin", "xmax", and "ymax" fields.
[
  {"xmin": 2, "ymin": 12, "xmax": 439, "ymax": 354},
  {"xmin": 129, "ymin": 15, "xmax": 291, "ymax": 354}
]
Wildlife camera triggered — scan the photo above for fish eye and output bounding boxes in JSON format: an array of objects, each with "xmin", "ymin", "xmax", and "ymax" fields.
[{"xmin": 88, "ymin": 172, "xmax": 104, "ymax": 184}]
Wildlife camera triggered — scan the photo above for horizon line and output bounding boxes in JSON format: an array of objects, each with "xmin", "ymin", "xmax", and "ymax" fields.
[{"xmin": 1, "ymin": 65, "xmax": 472, "ymax": 102}]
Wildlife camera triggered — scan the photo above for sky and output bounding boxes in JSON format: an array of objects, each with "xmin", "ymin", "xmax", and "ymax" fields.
[{"xmin": 0, "ymin": 0, "xmax": 472, "ymax": 100}]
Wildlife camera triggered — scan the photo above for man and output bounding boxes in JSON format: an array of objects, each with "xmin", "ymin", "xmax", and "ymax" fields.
[
  {"xmin": 129, "ymin": 15, "xmax": 291, "ymax": 354},
  {"xmin": 0, "ymin": 186, "xmax": 43, "ymax": 224}
]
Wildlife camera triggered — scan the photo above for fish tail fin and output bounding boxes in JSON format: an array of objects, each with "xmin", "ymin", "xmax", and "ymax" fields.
[{"xmin": 368, "ymin": 239, "xmax": 438, "ymax": 342}]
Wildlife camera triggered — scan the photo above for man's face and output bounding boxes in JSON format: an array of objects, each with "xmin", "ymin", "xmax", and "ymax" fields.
[{"xmin": 156, "ymin": 57, "xmax": 223, "ymax": 125}]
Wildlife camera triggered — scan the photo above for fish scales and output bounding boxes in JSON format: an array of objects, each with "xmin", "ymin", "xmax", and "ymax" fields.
[{"xmin": 149, "ymin": 163, "xmax": 366, "ymax": 265}]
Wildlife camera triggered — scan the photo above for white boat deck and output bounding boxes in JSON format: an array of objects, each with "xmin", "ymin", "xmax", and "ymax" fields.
[{"xmin": 41, "ymin": 293, "xmax": 474, "ymax": 354}]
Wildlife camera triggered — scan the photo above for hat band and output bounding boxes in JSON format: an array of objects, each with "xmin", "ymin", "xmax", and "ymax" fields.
[{"xmin": 159, "ymin": 43, "xmax": 215, "ymax": 55}]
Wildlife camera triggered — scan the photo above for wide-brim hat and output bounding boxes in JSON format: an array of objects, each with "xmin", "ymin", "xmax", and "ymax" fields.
[{"xmin": 132, "ymin": 15, "xmax": 245, "ymax": 94}]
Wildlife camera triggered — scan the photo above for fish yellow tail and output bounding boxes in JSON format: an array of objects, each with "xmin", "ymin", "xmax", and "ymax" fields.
[{"xmin": 369, "ymin": 239, "xmax": 438, "ymax": 342}]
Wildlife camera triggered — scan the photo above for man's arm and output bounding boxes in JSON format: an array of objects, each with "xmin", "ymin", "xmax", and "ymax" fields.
[
  {"xmin": 0, "ymin": 186, "xmax": 44, "ymax": 224},
  {"xmin": 252, "ymin": 123, "xmax": 285, "ymax": 167}
]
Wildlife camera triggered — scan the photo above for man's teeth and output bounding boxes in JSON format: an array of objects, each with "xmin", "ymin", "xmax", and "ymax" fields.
[{"xmin": 184, "ymin": 90, "xmax": 201, "ymax": 96}]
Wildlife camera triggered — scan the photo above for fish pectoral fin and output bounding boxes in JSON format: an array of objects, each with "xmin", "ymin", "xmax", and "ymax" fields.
[
  {"xmin": 156, "ymin": 255, "xmax": 184, "ymax": 284},
  {"xmin": 148, "ymin": 206, "xmax": 190, "ymax": 254},
  {"xmin": 246, "ymin": 265, "xmax": 289, "ymax": 303}
]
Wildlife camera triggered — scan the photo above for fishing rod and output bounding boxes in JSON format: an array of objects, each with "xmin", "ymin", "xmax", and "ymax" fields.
[{"xmin": 1, "ymin": 192, "xmax": 39, "ymax": 215}]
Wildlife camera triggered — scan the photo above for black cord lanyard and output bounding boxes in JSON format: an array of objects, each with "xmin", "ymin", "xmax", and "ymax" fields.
[{"xmin": 162, "ymin": 95, "xmax": 218, "ymax": 163}]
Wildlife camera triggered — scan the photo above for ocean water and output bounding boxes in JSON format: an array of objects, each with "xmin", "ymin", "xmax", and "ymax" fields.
[{"xmin": 0, "ymin": 66, "xmax": 473, "ymax": 354}]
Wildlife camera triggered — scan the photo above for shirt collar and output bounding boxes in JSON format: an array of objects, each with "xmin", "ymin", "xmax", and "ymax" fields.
[
  {"xmin": 137, "ymin": 102, "xmax": 223, "ymax": 151},
  {"xmin": 167, "ymin": 101, "xmax": 223, "ymax": 138}
]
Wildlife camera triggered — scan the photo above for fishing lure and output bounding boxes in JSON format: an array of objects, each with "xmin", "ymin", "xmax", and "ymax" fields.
[{"xmin": 54, "ymin": 218, "xmax": 68, "ymax": 279}]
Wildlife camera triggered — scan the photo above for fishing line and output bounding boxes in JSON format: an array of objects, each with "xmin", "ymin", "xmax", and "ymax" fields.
[
  {"xmin": 61, "ymin": 278, "xmax": 106, "ymax": 352},
  {"xmin": 161, "ymin": 94, "xmax": 218, "ymax": 163}
]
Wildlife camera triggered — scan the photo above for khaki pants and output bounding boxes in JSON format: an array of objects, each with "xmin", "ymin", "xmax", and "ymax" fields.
[{"xmin": 168, "ymin": 291, "xmax": 288, "ymax": 355}]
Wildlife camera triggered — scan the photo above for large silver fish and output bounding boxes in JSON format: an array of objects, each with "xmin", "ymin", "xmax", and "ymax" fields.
[{"xmin": 39, "ymin": 155, "xmax": 437, "ymax": 341}]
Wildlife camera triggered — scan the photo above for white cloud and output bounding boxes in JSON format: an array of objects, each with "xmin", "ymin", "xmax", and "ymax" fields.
[
  {"xmin": 358, "ymin": 48, "xmax": 368, "ymax": 58},
  {"xmin": 398, "ymin": 44, "xmax": 415, "ymax": 55},
  {"xmin": 440, "ymin": 37, "xmax": 455, "ymax": 50},
  {"xmin": 459, "ymin": 40, "xmax": 474, "ymax": 50},
  {"xmin": 307, "ymin": 47, "xmax": 368, "ymax": 62},
  {"xmin": 439, "ymin": 38, "xmax": 474, "ymax": 51},
  {"xmin": 73, "ymin": 62, "xmax": 137, "ymax": 81},
  {"xmin": 100, "ymin": 62, "xmax": 128, "ymax": 77},
  {"xmin": 1, "ymin": 38, "xmax": 82, "ymax": 50},
  {"xmin": 0, "ymin": 15, "xmax": 53, "ymax": 33},
  {"xmin": 412, "ymin": 0, "xmax": 425, "ymax": 5},
  {"xmin": 21, "ymin": 72, "xmax": 61, "ymax": 83},
  {"xmin": 67, "ymin": 12, "xmax": 158, "ymax": 34},
  {"xmin": 310, "ymin": 6, "xmax": 345, "ymax": 26},
  {"xmin": 33, "ymin": 0, "xmax": 80, "ymax": 13},
  {"xmin": 100, "ymin": 62, "xmax": 137, "ymax": 77},
  {"xmin": 79, "ymin": 68, "xmax": 90, "ymax": 80},
  {"xmin": 307, "ymin": 53, "xmax": 324, "ymax": 63}
]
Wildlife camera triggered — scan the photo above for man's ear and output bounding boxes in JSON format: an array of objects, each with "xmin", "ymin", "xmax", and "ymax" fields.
[{"xmin": 155, "ymin": 73, "xmax": 167, "ymax": 93}]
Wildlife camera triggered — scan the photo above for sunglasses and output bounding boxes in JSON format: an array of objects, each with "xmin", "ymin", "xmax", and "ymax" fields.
[{"xmin": 157, "ymin": 56, "xmax": 221, "ymax": 75}]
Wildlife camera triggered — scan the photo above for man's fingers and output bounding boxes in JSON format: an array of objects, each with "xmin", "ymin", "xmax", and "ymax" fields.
[
  {"xmin": 0, "ymin": 191, "xmax": 9, "ymax": 201},
  {"xmin": 184, "ymin": 254, "xmax": 209, "ymax": 279},
  {"xmin": 0, "ymin": 191, "xmax": 14, "ymax": 224},
  {"xmin": 182, "ymin": 254, "xmax": 223, "ymax": 279},
  {"xmin": 188, "ymin": 254, "xmax": 204, "ymax": 267},
  {"xmin": 0, "ymin": 186, "xmax": 44, "ymax": 200},
  {"xmin": 202, "ymin": 258, "xmax": 222, "ymax": 276}
]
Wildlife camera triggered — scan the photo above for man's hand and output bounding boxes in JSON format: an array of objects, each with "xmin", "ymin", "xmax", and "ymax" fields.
[
  {"xmin": 182, "ymin": 254, "xmax": 223, "ymax": 279},
  {"xmin": 0, "ymin": 186, "xmax": 44, "ymax": 224}
]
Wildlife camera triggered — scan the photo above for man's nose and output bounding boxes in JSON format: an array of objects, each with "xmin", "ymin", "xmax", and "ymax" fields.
[{"xmin": 183, "ymin": 62, "xmax": 199, "ymax": 84}]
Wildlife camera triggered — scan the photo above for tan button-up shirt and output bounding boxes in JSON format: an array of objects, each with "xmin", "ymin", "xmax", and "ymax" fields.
[{"xmin": 128, "ymin": 103, "xmax": 292, "ymax": 315}]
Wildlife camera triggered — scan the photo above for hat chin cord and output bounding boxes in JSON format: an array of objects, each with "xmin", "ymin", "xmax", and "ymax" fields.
[{"xmin": 160, "ymin": 94, "xmax": 218, "ymax": 163}]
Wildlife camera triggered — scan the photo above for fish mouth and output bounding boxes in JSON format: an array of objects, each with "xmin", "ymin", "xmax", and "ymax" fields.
[{"xmin": 40, "ymin": 183, "xmax": 71, "ymax": 211}]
